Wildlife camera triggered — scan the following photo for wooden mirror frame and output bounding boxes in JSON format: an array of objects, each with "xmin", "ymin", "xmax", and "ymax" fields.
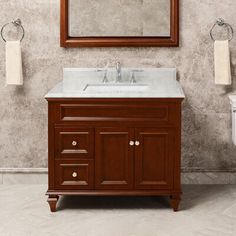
[{"xmin": 60, "ymin": 0, "xmax": 179, "ymax": 47}]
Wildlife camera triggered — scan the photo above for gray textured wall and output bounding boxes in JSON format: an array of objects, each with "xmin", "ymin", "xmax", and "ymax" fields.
[{"xmin": 0, "ymin": 0, "xmax": 236, "ymax": 171}]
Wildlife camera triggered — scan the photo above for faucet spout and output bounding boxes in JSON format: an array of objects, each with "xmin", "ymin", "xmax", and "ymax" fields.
[{"xmin": 116, "ymin": 62, "xmax": 122, "ymax": 83}]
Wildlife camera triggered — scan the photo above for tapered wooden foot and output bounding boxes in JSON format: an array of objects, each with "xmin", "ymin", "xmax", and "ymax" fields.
[
  {"xmin": 170, "ymin": 194, "xmax": 181, "ymax": 212},
  {"xmin": 47, "ymin": 195, "xmax": 59, "ymax": 212}
]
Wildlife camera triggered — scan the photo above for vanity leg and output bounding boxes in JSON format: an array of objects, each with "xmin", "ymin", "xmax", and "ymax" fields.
[
  {"xmin": 170, "ymin": 194, "xmax": 181, "ymax": 212},
  {"xmin": 47, "ymin": 195, "xmax": 59, "ymax": 212}
]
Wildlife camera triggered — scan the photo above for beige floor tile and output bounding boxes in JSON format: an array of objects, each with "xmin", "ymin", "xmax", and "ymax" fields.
[{"xmin": 0, "ymin": 185, "xmax": 236, "ymax": 236}]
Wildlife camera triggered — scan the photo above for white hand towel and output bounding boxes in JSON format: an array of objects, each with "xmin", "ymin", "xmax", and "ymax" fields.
[
  {"xmin": 6, "ymin": 41, "xmax": 23, "ymax": 85},
  {"xmin": 214, "ymin": 40, "xmax": 231, "ymax": 85}
]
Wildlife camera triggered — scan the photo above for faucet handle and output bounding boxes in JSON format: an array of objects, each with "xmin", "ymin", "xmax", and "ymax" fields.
[
  {"xmin": 97, "ymin": 69, "xmax": 109, "ymax": 83},
  {"xmin": 132, "ymin": 69, "xmax": 144, "ymax": 73},
  {"xmin": 115, "ymin": 62, "xmax": 122, "ymax": 83},
  {"xmin": 97, "ymin": 69, "xmax": 106, "ymax": 72},
  {"xmin": 130, "ymin": 71, "xmax": 136, "ymax": 84},
  {"xmin": 102, "ymin": 70, "xmax": 108, "ymax": 83},
  {"xmin": 129, "ymin": 70, "xmax": 144, "ymax": 84},
  {"xmin": 116, "ymin": 61, "xmax": 121, "ymax": 69}
]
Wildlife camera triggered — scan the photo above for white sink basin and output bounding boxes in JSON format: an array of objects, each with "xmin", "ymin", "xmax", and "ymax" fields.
[
  {"xmin": 45, "ymin": 68, "xmax": 185, "ymax": 99},
  {"xmin": 83, "ymin": 83, "xmax": 149, "ymax": 93}
]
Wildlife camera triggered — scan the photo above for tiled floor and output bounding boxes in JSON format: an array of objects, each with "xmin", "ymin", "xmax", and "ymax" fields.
[{"xmin": 0, "ymin": 185, "xmax": 236, "ymax": 236}]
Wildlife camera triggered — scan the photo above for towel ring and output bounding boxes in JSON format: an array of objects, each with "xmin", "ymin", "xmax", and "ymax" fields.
[
  {"xmin": 210, "ymin": 18, "xmax": 234, "ymax": 41},
  {"xmin": 1, "ymin": 19, "xmax": 24, "ymax": 42}
]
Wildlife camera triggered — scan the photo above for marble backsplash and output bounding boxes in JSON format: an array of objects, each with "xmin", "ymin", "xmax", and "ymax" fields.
[{"xmin": 0, "ymin": 0, "xmax": 236, "ymax": 172}]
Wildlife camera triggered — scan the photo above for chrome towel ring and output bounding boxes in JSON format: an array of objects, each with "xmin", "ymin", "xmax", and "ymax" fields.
[
  {"xmin": 210, "ymin": 18, "xmax": 234, "ymax": 41},
  {"xmin": 1, "ymin": 19, "xmax": 24, "ymax": 42}
]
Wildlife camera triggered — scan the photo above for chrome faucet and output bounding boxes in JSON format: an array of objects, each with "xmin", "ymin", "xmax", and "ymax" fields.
[
  {"xmin": 130, "ymin": 71, "xmax": 136, "ymax": 84},
  {"xmin": 97, "ymin": 69, "xmax": 109, "ymax": 83},
  {"xmin": 130, "ymin": 69, "xmax": 144, "ymax": 84},
  {"xmin": 116, "ymin": 62, "xmax": 122, "ymax": 83}
]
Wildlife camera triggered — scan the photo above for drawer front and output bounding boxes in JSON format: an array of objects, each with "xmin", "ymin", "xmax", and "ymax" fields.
[
  {"xmin": 55, "ymin": 127, "xmax": 94, "ymax": 159},
  {"xmin": 56, "ymin": 102, "xmax": 171, "ymax": 123},
  {"xmin": 55, "ymin": 160, "xmax": 94, "ymax": 190}
]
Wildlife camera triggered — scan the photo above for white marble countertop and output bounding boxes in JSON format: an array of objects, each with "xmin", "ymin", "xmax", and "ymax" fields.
[
  {"xmin": 45, "ymin": 68, "xmax": 185, "ymax": 99},
  {"xmin": 229, "ymin": 94, "xmax": 236, "ymax": 106}
]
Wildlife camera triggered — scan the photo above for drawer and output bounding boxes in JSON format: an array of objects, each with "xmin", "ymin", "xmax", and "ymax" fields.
[
  {"xmin": 54, "ymin": 160, "xmax": 94, "ymax": 190},
  {"xmin": 54, "ymin": 127, "xmax": 94, "ymax": 159},
  {"xmin": 55, "ymin": 101, "xmax": 171, "ymax": 123}
]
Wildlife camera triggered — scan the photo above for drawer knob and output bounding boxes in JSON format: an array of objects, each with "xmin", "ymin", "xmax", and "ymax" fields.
[
  {"xmin": 129, "ymin": 141, "xmax": 135, "ymax": 146},
  {"xmin": 72, "ymin": 141, "xmax": 78, "ymax": 146},
  {"xmin": 135, "ymin": 141, "xmax": 140, "ymax": 146},
  {"xmin": 72, "ymin": 172, "xmax": 78, "ymax": 178}
]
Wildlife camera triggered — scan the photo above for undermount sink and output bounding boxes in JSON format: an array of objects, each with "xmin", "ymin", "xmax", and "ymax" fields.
[{"xmin": 83, "ymin": 83, "xmax": 149, "ymax": 93}]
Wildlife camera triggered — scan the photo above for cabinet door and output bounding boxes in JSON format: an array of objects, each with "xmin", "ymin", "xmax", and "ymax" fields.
[
  {"xmin": 135, "ymin": 128, "xmax": 174, "ymax": 190},
  {"xmin": 95, "ymin": 127, "xmax": 134, "ymax": 189}
]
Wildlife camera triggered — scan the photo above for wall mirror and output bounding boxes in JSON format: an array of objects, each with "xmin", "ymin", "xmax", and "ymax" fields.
[{"xmin": 61, "ymin": 0, "xmax": 179, "ymax": 47}]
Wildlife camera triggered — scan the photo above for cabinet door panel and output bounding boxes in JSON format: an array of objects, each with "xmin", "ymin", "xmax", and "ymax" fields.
[
  {"xmin": 135, "ymin": 128, "xmax": 174, "ymax": 189},
  {"xmin": 95, "ymin": 128, "xmax": 134, "ymax": 189}
]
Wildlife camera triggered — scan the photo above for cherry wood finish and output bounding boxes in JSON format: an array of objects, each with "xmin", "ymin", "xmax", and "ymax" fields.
[
  {"xmin": 60, "ymin": 0, "xmax": 179, "ymax": 47},
  {"xmin": 134, "ymin": 128, "xmax": 174, "ymax": 190},
  {"xmin": 47, "ymin": 190, "xmax": 181, "ymax": 196},
  {"xmin": 47, "ymin": 195, "xmax": 59, "ymax": 212},
  {"xmin": 46, "ymin": 98, "xmax": 183, "ymax": 212},
  {"xmin": 170, "ymin": 194, "xmax": 182, "ymax": 212},
  {"xmin": 54, "ymin": 127, "xmax": 94, "ymax": 159},
  {"xmin": 95, "ymin": 127, "xmax": 134, "ymax": 190},
  {"xmin": 54, "ymin": 159, "xmax": 94, "ymax": 190},
  {"xmin": 59, "ymin": 103, "xmax": 170, "ymax": 122}
]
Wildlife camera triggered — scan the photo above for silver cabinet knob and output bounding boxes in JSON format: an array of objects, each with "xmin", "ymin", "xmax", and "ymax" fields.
[
  {"xmin": 72, "ymin": 141, "xmax": 77, "ymax": 146},
  {"xmin": 72, "ymin": 172, "xmax": 78, "ymax": 178},
  {"xmin": 129, "ymin": 141, "xmax": 135, "ymax": 146},
  {"xmin": 135, "ymin": 141, "xmax": 140, "ymax": 146}
]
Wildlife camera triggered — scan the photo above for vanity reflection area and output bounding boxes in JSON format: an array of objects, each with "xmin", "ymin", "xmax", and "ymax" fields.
[
  {"xmin": 45, "ymin": 67, "xmax": 185, "ymax": 212},
  {"xmin": 61, "ymin": 0, "xmax": 179, "ymax": 47}
]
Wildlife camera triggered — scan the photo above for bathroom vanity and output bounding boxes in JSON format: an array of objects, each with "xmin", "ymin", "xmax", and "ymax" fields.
[
  {"xmin": 45, "ymin": 68, "xmax": 185, "ymax": 212},
  {"xmin": 229, "ymin": 95, "xmax": 236, "ymax": 145}
]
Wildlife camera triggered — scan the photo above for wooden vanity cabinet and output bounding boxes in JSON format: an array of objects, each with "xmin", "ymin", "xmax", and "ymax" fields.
[{"xmin": 46, "ymin": 98, "xmax": 183, "ymax": 212}]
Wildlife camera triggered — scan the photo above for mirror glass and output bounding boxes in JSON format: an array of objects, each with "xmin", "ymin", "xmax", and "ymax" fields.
[{"xmin": 69, "ymin": 0, "xmax": 171, "ymax": 37}]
